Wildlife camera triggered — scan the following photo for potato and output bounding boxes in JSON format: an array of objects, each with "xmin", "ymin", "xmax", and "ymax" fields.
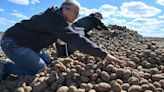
[
  {"xmin": 56, "ymin": 86, "xmax": 68, "ymax": 92},
  {"xmin": 16, "ymin": 87, "xmax": 24, "ymax": 92},
  {"xmin": 128, "ymin": 85, "xmax": 141, "ymax": 92},
  {"xmin": 111, "ymin": 82, "xmax": 122, "ymax": 92},
  {"xmin": 121, "ymin": 83, "xmax": 130, "ymax": 91},
  {"xmin": 101, "ymin": 71, "xmax": 110, "ymax": 82},
  {"xmin": 128, "ymin": 77, "xmax": 139, "ymax": 85},
  {"xmin": 24, "ymin": 86, "xmax": 32, "ymax": 92},
  {"xmin": 68, "ymin": 86, "xmax": 77, "ymax": 92},
  {"xmin": 96, "ymin": 82, "xmax": 111, "ymax": 92}
]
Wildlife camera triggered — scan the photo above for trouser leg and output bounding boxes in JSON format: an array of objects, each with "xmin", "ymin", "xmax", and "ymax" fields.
[
  {"xmin": 1, "ymin": 37, "xmax": 47, "ymax": 75},
  {"xmin": 39, "ymin": 50, "xmax": 51, "ymax": 66}
]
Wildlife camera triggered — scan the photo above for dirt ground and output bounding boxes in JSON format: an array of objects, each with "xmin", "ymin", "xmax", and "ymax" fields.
[{"xmin": 144, "ymin": 37, "xmax": 164, "ymax": 48}]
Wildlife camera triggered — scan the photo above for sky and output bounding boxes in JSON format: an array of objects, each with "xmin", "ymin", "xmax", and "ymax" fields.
[{"xmin": 0, "ymin": 0, "xmax": 164, "ymax": 37}]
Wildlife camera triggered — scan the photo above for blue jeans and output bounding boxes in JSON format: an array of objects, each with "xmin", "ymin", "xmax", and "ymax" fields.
[{"xmin": 0, "ymin": 36, "xmax": 51, "ymax": 75}]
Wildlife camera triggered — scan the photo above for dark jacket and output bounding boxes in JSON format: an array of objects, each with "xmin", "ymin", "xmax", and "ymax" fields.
[
  {"xmin": 73, "ymin": 16, "xmax": 108, "ymax": 37},
  {"xmin": 2, "ymin": 7, "xmax": 107, "ymax": 59}
]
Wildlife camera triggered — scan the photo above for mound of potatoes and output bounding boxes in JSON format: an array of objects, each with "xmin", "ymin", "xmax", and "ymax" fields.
[{"xmin": 0, "ymin": 25, "xmax": 164, "ymax": 92}]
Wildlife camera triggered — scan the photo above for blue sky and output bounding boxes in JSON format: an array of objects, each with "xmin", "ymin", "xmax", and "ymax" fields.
[{"xmin": 0, "ymin": 0, "xmax": 164, "ymax": 37}]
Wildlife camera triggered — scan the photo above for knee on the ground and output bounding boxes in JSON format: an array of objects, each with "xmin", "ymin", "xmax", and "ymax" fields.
[{"xmin": 30, "ymin": 63, "xmax": 47, "ymax": 75}]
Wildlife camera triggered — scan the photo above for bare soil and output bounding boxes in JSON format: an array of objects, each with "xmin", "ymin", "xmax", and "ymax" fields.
[{"xmin": 144, "ymin": 37, "xmax": 164, "ymax": 48}]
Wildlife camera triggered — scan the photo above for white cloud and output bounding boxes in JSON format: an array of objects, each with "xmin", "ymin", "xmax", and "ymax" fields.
[
  {"xmin": 8, "ymin": 0, "xmax": 40, "ymax": 6},
  {"xmin": 159, "ymin": 15, "xmax": 164, "ymax": 18},
  {"xmin": 103, "ymin": 18, "xmax": 127, "ymax": 26},
  {"xmin": 80, "ymin": 7, "xmax": 98, "ymax": 16},
  {"xmin": 0, "ymin": 17, "xmax": 16, "ymax": 25},
  {"xmin": 130, "ymin": 18, "xmax": 164, "ymax": 26},
  {"xmin": 79, "ymin": 4, "xmax": 118, "ymax": 19},
  {"xmin": 126, "ymin": 18, "xmax": 164, "ymax": 37},
  {"xmin": 79, "ymin": 5, "xmax": 127, "ymax": 30},
  {"xmin": 10, "ymin": 11, "xmax": 29, "ymax": 19},
  {"xmin": 13, "ymin": 10, "xmax": 18, "ymax": 12},
  {"xmin": 161, "ymin": 28, "xmax": 164, "ymax": 31},
  {"xmin": 119, "ymin": 1, "xmax": 161, "ymax": 18},
  {"xmin": 31, "ymin": 0, "xmax": 40, "ymax": 5},
  {"xmin": 0, "ymin": 17, "xmax": 16, "ymax": 32},
  {"xmin": 8, "ymin": 0, "xmax": 30, "ymax": 6},
  {"xmin": 99, "ymin": 4, "xmax": 118, "ymax": 12},
  {"xmin": 156, "ymin": 0, "xmax": 164, "ymax": 6},
  {"xmin": 0, "ymin": 8, "xmax": 4, "ymax": 12},
  {"xmin": 0, "ymin": 18, "xmax": 6, "ymax": 25},
  {"xmin": 99, "ymin": 4, "xmax": 118, "ymax": 18}
]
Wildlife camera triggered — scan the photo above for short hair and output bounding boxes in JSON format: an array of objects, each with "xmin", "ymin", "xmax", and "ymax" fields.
[{"xmin": 60, "ymin": 0, "xmax": 80, "ymax": 9}]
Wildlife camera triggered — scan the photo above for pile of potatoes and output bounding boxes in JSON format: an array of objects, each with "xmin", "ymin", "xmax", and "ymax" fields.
[{"xmin": 0, "ymin": 26, "xmax": 164, "ymax": 92}]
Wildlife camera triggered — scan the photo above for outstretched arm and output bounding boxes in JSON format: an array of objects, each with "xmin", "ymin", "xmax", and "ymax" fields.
[
  {"xmin": 96, "ymin": 19, "xmax": 108, "ymax": 30},
  {"xmin": 105, "ymin": 54, "xmax": 126, "ymax": 65},
  {"xmin": 54, "ymin": 25, "xmax": 126, "ymax": 65}
]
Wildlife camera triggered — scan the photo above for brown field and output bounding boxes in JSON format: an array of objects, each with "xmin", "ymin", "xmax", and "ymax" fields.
[{"xmin": 144, "ymin": 37, "xmax": 164, "ymax": 48}]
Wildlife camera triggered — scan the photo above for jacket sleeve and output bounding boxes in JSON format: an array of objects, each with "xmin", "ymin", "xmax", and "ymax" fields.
[
  {"xmin": 53, "ymin": 25, "xmax": 108, "ymax": 59},
  {"xmin": 94, "ymin": 25, "xmax": 102, "ymax": 30},
  {"xmin": 95, "ymin": 19, "xmax": 108, "ymax": 30}
]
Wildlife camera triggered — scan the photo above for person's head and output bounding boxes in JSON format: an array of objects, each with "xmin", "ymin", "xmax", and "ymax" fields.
[
  {"xmin": 60, "ymin": 0, "xmax": 80, "ymax": 23},
  {"xmin": 89, "ymin": 12, "xmax": 103, "ymax": 20}
]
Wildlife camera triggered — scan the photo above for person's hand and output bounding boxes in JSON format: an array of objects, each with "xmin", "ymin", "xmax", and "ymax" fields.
[
  {"xmin": 101, "ymin": 29, "xmax": 114, "ymax": 35},
  {"xmin": 57, "ymin": 39, "xmax": 66, "ymax": 45},
  {"xmin": 105, "ymin": 54, "xmax": 126, "ymax": 65}
]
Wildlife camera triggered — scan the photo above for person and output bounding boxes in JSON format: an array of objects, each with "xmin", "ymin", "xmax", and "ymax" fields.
[
  {"xmin": 0, "ymin": 0, "xmax": 126, "ymax": 80},
  {"xmin": 72, "ymin": 12, "xmax": 109, "ymax": 38},
  {"xmin": 56, "ymin": 12, "xmax": 111, "ymax": 57}
]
